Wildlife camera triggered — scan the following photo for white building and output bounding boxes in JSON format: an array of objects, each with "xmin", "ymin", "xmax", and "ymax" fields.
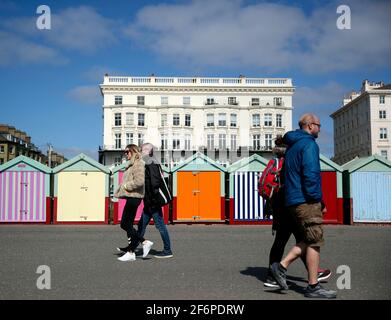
[
  {"xmin": 331, "ymin": 80, "xmax": 391, "ymax": 165},
  {"xmin": 99, "ymin": 74, "xmax": 294, "ymax": 167}
]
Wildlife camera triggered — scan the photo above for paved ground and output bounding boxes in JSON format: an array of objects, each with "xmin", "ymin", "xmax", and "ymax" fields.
[{"xmin": 0, "ymin": 224, "xmax": 390, "ymax": 300}]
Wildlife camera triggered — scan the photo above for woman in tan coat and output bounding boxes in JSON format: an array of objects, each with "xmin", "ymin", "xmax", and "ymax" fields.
[{"xmin": 114, "ymin": 144, "xmax": 153, "ymax": 261}]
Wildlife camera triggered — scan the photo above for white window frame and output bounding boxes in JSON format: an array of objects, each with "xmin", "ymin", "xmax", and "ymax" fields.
[
  {"xmin": 264, "ymin": 113, "xmax": 272, "ymax": 127},
  {"xmin": 115, "ymin": 133, "xmax": 121, "ymax": 149},
  {"xmin": 161, "ymin": 96, "xmax": 168, "ymax": 105},
  {"xmin": 126, "ymin": 133, "xmax": 133, "ymax": 145},
  {"xmin": 185, "ymin": 114, "xmax": 191, "ymax": 127},
  {"xmin": 251, "ymin": 98, "xmax": 259, "ymax": 106},
  {"xmin": 114, "ymin": 113, "xmax": 122, "ymax": 126},
  {"xmin": 138, "ymin": 133, "xmax": 144, "ymax": 146},
  {"xmin": 218, "ymin": 113, "xmax": 226, "ymax": 126},
  {"xmin": 380, "ymin": 150, "xmax": 388, "ymax": 159},
  {"xmin": 183, "ymin": 97, "xmax": 190, "ymax": 105},
  {"xmin": 230, "ymin": 134, "xmax": 237, "ymax": 151},
  {"xmin": 161, "ymin": 114, "xmax": 167, "ymax": 127},
  {"xmin": 265, "ymin": 134, "xmax": 273, "ymax": 150},
  {"xmin": 219, "ymin": 134, "xmax": 226, "ymax": 149},
  {"xmin": 137, "ymin": 96, "xmax": 145, "ymax": 106},
  {"xmin": 273, "ymin": 97, "xmax": 282, "ymax": 106},
  {"xmin": 252, "ymin": 134, "xmax": 261, "ymax": 150},
  {"xmin": 379, "ymin": 110, "xmax": 386, "ymax": 119},
  {"xmin": 138, "ymin": 113, "xmax": 145, "ymax": 126},
  {"xmin": 380, "ymin": 128, "xmax": 388, "ymax": 139},
  {"xmin": 276, "ymin": 114, "xmax": 282, "ymax": 127},
  {"xmin": 185, "ymin": 135, "xmax": 191, "ymax": 150},
  {"xmin": 173, "ymin": 114, "xmax": 180, "ymax": 126},
  {"xmin": 126, "ymin": 112, "xmax": 134, "ymax": 126},
  {"xmin": 379, "ymin": 95, "xmax": 385, "ymax": 104},
  {"xmin": 207, "ymin": 114, "xmax": 214, "ymax": 127},
  {"xmin": 114, "ymin": 96, "xmax": 123, "ymax": 105},
  {"xmin": 207, "ymin": 134, "xmax": 214, "ymax": 150},
  {"xmin": 252, "ymin": 114, "xmax": 260, "ymax": 127},
  {"xmin": 228, "ymin": 97, "xmax": 237, "ymax": 105},
  {"xmin": 230, "ymin": 114, "xmax": 237, "ymax": 127}
]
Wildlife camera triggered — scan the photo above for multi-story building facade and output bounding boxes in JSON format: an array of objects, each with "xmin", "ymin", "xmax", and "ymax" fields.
[
  {"xmin": 0, "ymin": 124, "xmax": 66, "ymax": 166},
  {"xmin": 331, "ymin": 80, "xmax": 391, "ymax": 164},
  {"xmin": 99, "ymin": 75, "xmax": 294, "ymax": 167}
]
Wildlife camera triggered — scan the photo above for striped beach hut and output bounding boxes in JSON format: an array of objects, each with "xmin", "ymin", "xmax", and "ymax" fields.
[
  {"xmin": 171, "ymin": 152, "xmax": 226, "ymax": 223},
  {"xmin": 0, "ymin": 156, "xmax": 51, "ymax": 224},
  {"xmin": 52, "ymin": 154, "xmax": 110, "ymax": 224},
  {"xmin": 320, "ymin": 154, "xmax": 344, "ymax": 224},
  {"xmin": 227, "ymin": 154, "xmax": 270, "ymax": 225},
  {"xmin": 111, "ymin": 162, "xmax": 170, "ymax": 225},
  {"xmin": 343, "ymin": 155, "xmax": 391, "ymax": 224}
]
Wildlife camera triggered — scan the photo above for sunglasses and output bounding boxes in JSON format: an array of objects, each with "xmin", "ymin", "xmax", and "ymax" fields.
[
  {"xmin": 311, "ymin": 123, "xmax": 321, "ymax": 128},
  {"xmin": 124, "ymin": 150, "xmax": 131, "ymax": 154}
]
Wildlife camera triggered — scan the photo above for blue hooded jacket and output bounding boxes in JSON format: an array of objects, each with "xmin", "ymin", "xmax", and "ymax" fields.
[{"xmin": 283, "ymin": 129, "xmax": 322, "ymax": 207}]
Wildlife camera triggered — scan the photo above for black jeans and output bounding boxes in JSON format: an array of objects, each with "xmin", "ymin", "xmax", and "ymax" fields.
[
  {"xmin": 120, "ymin": 197, "xmax": 145, "ymax": 252},
  {"xmin": 268, "ymin": 205, "xmax": 307, "ymax": 269}
]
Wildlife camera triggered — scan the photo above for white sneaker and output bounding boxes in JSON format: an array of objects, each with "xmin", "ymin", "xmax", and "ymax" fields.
[
  {"xmin": 117, "ymin": 252, "xmax": 136, "ymax": 262},
  {"xmin": 142, "ymin": 240, "xmax": 154, "ymax": 258}
]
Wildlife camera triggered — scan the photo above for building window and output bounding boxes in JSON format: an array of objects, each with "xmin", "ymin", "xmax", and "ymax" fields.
[
  {"xmin": 207, "ymin": 134, "xmax": 214, "ymax": 150},
  {"xmin": 265, "ymin": 134, "xmax": 273, "ymax": 150},
  {"xmin": 219, "ymin": 134, "xmax": 226, "ymax": 149},
  {"xmin": 161, "ymin": 114, "xmax": 167, "ymax": 127},
  {"xmin": 9, "ymin": 146, "xmax": 14, "ymax": 154},
  {"xmin": 379, "ymin": 110, "xmax": 387, "ymax": 119},
  {"xmin": 206, "ymin": 98, "xmax": 216, "ymax": 105},
  {"xmin": 137, "ymin": 96, "xmax": 145, "ymax": 106},
  {"xmin": 380, "ymin": 95, "xmax": 385, "ymax": 104},
  {"xmin": 0, "ymin": 158, "xmax": 3, "ymax": 165},
  {"xmin": 252, "ymin": 114, "xmax": 260, "ymax": 127},
  {"xmin": 228, "ymin": 97, "xmax": 237, "ymax": 105},
  {"xmin": 0, "ymin": 145, "xmax": 4, "ymax": 153},
  {"xmin": 273, "ymin": 97, "xmax": 282, "ymax": 106},
  {"xmin": 173, "ymin": 114, "xmax": 180, "ymax": 126},
  {"xmin": 252, "ymin": 134, "xmax": 261, "ymax": 150},
  {"xmin": 185, "ymin": 114, "xmax": 191, "ymax": 127},
  {"xmin": 114, "ymin": 113, "xmax": 121, "ymax": 126},
  {"xmin": 183, "ymin": 97, "xmax": 191, "ymax": 105},
  {"xmin": 230, "ymin": 114, "xmax": 237, "ymax": 127},
  {"xmin": 138, "ymin": 133, "xmax": 144, "ymax": 146},
  {"xmin": 251, "ymin": 98, "xmax": 259, "ymax": 106},
  {"xmin": 161, "ymin": 96, "xmax": 168, "ymax": 105},
  {"xmin": 115, "ymin": 134, "xmax": 121, "ymax": 149},
  {"xmin": 114, "ymin": 157, "xmax": 122, "ymax": 166},
  {"xmin": 207, "ymin": 114, "xmax": 214, "ymax": 127},
  {"xmin": 380, "ymin": 150, "xmax": 388, "ymax": 159},
  {"xmin": 264, "ymin": 113, "xmax": 272, "ymax": 127},
  {"xmin": 218, "ymin": 113, "xmax": 226, "ymax": 126},
  {"xmin": 276, "ymin": 114, "xmax": 282, "ymax": 127},
  {"xmin": 172, "ymin": 135, "xmax": 180, "ymax": 150},
  {"xmin": 161, "ymin": 134, "xmax": 168, "ymax": 150},
  {"xmin": 114, "ymin": 96, "xmax": 122, "ymax": 105},
  {"xmin": 185, "ymin": 135, "xmax": 191, "ymax": 150},
  {"xmin": 230, "ymin": 135, "xmax": 237, "ymax": 151},
  {"xmin": 380, "ymin": 128, "xmax": 388, "ymax": 139},
  {"xmin": 137, "ymin": 113, "xmax": 145, "ymax": 126},
  {"xmin": 126, "ymin": 133, "xmax": 133, "ymax": 145},
  {"xmin": 126, "ymin": 112, "xmax": 134, "ymax": 125}
]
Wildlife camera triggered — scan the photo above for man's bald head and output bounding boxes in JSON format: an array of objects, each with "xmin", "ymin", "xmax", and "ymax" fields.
[
  {"xmin": 298, "ymin": 113, "xmax": 320, "ymax": 129},
  {"xmin": 298, "ymin": 113, "xmax": 321, "ymax": 138}
]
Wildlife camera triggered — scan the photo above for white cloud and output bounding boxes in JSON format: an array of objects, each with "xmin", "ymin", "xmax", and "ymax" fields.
[
  {"xmin": 1, "ymin": 5, "xmax": 117, "ymax": 65},
  {"xmin": 0, "ymin": 30, "xmax": 67, "ymax": 66},
  {"xmin": 68, "ymin": 85, "xmax": 101, "ymax": 105},
  {"xmin": 124, "ymin": 0, "xmax": 391, "ymax": 73}
]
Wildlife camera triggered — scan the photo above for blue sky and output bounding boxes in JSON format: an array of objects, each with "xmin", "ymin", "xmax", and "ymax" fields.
[{"xmin": 1, "ymin": 0, "xmax": 390, "ymax": 160}]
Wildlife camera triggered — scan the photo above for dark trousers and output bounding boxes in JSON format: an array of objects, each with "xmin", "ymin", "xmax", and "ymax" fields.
[
  {"xmin": 268, "ymin": 208, "xmax": 307, "ymax": 269},
  {"xmin": 120, "ymin": 197, "xmax": 145, "ymax": 252}
]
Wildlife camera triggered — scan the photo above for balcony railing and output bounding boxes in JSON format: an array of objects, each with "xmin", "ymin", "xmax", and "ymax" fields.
[{"xmin": 103, "ymin": 75, "xmax": 293, "ymax": 87}]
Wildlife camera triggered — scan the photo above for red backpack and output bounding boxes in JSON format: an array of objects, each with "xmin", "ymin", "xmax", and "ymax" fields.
[{"xmin": 258, "ymin": 157, "xmax": 284, "ymax": 199}]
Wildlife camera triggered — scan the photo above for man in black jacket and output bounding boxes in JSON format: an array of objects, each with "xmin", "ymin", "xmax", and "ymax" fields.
[{"xmin": 137, "ymin": 143, "xmax": 173, "ymax": 258}]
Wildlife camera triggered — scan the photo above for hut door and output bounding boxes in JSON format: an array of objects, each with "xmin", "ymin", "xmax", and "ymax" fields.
[
  {"xmin": 78, "ymin": 172, "xmax": 106, "ymax": 222},
  {"xmin": 177, "ymin": 171, "xmax": 198, "ymax": 220},
  {"xmin": 19, "ymin": 172, "xmax": 29, "ymax": 221}
]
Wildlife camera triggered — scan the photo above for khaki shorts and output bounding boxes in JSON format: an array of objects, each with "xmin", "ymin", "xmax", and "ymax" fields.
[{"xmin": 288, "ymin": 202, "xmax": 324, "ymax": 247}]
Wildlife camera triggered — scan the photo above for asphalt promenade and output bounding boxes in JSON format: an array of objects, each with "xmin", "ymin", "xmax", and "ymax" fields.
[{"xmin": 0, "ymin": 224, "xmax": 390, "ymax": 300}]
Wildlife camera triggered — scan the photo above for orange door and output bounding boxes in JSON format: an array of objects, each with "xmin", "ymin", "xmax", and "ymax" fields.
[
  {"xmin": 177, "ymin": 171, "xmax": 198, "ymax": 220},
  {"xmin": 198, "ymin": 172, "xmax": 221, "ymax": 220}
]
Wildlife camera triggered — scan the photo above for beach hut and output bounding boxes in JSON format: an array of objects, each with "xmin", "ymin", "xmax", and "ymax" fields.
[
  {"xmin": 171, "ymin": 152, "xmax": 226, "ymax": 223},
  {"xmin": 0, "ymin": 156, "xmax": 51, "ymax": 224},
  {"xmin": 320, "ymin": 154, "xmax": 344, "ymax": 224},
  {"xmin": 52, "ymin": 154, "xmax": 110, "ymax": 224},
  {"xmin": 227, "ymin": 154, "xmax": 271, "ymax": 225},
  {"xmin": 343, "ymin": 155, "xmax": 391, "ymax": 224},
  {"xmin": 111, "ymin": 162, "xmax": 170, "ymax": 225}
]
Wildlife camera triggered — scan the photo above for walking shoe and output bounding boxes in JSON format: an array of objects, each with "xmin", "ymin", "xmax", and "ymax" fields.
[
  {"xmin": 142, "ymin": 240, "xmax": 154, "ymax": 258},
  {"xmin": 153, "ymin": 252, "xmax": 173, "ymax": 259},
  {"xmin": 263, "ymin": 274, "xmax": 280, "ymax": 288},
  {"xmin": 270, "ymin": 262, "xmax": 289, "ymax": 290},
  {"xmin": 117, "ymin": 252, "xmax": 136, "ymax": 262},
  {"xmin": 304, "ymin": 283, "xmax": 337, "ymax": 299},
  {"xmin": 317, "ymin": 268, "xmax": 332, "ymax": 282}
]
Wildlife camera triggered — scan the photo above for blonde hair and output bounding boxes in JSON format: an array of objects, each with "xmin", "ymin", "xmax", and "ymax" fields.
[{"xmin": 126, "ymin": 144, "xmax": 141, "ymax": 161}]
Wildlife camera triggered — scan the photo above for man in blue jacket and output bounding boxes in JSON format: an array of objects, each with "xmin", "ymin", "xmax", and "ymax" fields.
[{"xmin": 270, "ymin": 113, "xmax": 337, "ymax": 299}]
